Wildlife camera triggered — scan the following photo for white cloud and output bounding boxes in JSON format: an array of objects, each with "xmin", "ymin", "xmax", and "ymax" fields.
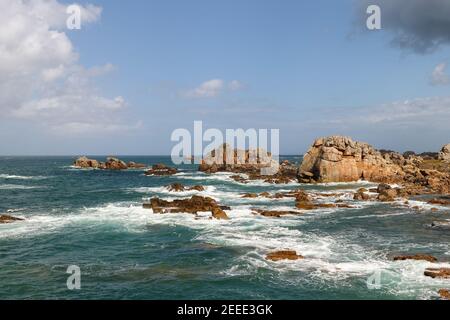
[
  {"xmin": 430, "ymin": 63, "xmax": 449, "ymax": 86},
  {"xmin": 184, "ymin": 79, "xmax": 244, "ymax": 98},
  {"xmin": 185, "ymin": 79, "xmax": 224, "ymax": 98},
  {"xmin": 0, "ymin": 0, "xmax": 133, "ymax": 134}
]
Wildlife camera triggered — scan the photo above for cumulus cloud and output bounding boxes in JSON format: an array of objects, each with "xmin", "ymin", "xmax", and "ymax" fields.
[
  {"xmin": 184, "ymin": 79, "xmax": 244, "ymax": 98},
  {"xmin": 355, "ymin": 0, "xmax": 450, "ymax": 54},
  {"xmin": 0, "ymin": 0, "xmax": 134, "ymax": 134},
  {"xmin": 430, "ymin": 63, "xmax": 449, "ymax": 86}
]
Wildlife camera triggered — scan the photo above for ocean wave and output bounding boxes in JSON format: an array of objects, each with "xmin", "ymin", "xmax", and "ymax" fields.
[
  {"xmin": 1, "ymin": 197, "xmax": 448, "ymax": 299},
  {"xmin": 0, "ymin": 202, "xmax": 149, "ymax": 239},
  {"xmin": 0, "ymin": 174, "xmax": 50, "ymax": 180},
  {"xmin": 0, "ymin": 184, "xmax": 44, "ymax": 190}
]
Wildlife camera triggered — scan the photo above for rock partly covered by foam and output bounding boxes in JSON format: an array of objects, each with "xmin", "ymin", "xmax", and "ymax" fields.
[
  {"xmin": 438, "ymin": 143, "xmax": 450, "ymax": 162},
  {"xmin": 424, "ymin": 268, "xmax": 450, "ymax": 279},
  {"xmin": 0, "ymin": 214, "xmax": 24, "ymax": 224},
  {"xmin": 167, "ymin": 183, "xmax": 204, "ymax": 192},
  {"xmin": 144, "ymin": 163, "xmax": 177, "ymax": 176},
  {"xmin": 299, "ymin": 136, "xmax": 405, "ymax": 183},
  {"xmin": 266, "ymin": 250, "xmax": 304, "ymax": 261},
  {"xmin": 143, "ymin": 195, "xmax": 230, "ymax": 220},
  {"xmin": 73, "ymin": 156, "xmax": 146, "ymax": 170}
]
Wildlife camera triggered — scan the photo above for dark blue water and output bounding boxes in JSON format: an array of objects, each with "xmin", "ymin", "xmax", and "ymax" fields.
[{"xmin": 0, "ymin": 156, "xmax": 449, "ymax": 299}]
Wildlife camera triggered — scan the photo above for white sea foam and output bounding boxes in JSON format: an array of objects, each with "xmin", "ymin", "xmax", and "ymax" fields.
[
  {"xmin": 0, "ymin": 202, "xmax": 150, "ymax": 239},
  {"xmin": 0, "ymin": 184, "xmax": 43, "ymax": 190},
  {"xmin": 0, "ymin": 174, "xmax": 50, "ymax": 180}
]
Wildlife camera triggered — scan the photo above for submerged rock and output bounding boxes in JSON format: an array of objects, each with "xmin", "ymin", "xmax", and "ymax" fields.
[
  {"xmin": 430, "ymin": 221, "xmax": 450, "ymax": 230},
  {"xmin": 424, "ymin": 268, "xmax": 450, "ymax": 279},
  {"xmin": 393, "ymin": 254, "xmax": 438, "ymax": 263},
  {"xmin": 252, "ymin": 209, "xmax": 301, "ymax": 218},
  {"xmin": 266, "ymin": 250, "xmax": 304, "ymax": 261},
  {"xmin": 354, "ymin": 189, "xmax": 370, "ymax": 201},
  {"xmin": 0, "ymin": 214, "xmax": 24, "ymax": 224},
  {"xmin": 427, "ymin": 198, "xmax": 450, "ymax": 206},
  {"xmin": 145, "ymin": 163, "xmax": 177, "ymax": 176}
]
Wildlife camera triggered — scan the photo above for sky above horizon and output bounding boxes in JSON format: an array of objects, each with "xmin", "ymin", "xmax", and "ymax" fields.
[{"xmin": 1, "ymin": 0, "xmax": 450, "ymax": 155}]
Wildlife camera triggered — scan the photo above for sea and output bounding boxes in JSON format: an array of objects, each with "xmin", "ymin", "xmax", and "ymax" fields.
[{"xmin": 0, "ymin": 156, "xmax": 449, "ymax": 300}]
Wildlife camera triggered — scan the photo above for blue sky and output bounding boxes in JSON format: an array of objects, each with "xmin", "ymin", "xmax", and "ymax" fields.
[{"xmin": 1, "ymin": 0, "xmax": 450, "ymax": 155}]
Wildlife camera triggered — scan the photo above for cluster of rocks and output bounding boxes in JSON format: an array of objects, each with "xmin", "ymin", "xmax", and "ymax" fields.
[
  {"xmin": 391, "ymin": 254, "xmax": 450, "ymax": 298},
  {"xmin": 143, "ymin": 195, "xmax": 229, "ymax": 220},
  {"xmin": 199, "ymin": 144, "xmax": 298, "ymax": 184},
  {"xmin": 299, "ymin": 136, "xmax": 450, "ymax": 195},
  {"xmin": 144, "ymin": 163, "xmax": 178, "ymax": 176},
  {"xmin": 0, "ymin": 214, "xmax": 24, "ymax": 224},
  {"xmin": 74, "ymin": 156, "xmax": 146, "ymax": 170}
]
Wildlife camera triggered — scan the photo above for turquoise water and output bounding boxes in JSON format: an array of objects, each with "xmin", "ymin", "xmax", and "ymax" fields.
[{"xmin": 0, "ymin": 156, "xmax": 449, "ymax": 300}]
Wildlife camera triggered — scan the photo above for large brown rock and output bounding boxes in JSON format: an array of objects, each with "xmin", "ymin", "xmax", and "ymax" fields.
[
  {"xmin": 143, "ymin": 195, "xmax": 229, "ymax": 220},
  {"xmin": 299, "ymin": 136, "xmax": 405, "ymax": 183}
]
